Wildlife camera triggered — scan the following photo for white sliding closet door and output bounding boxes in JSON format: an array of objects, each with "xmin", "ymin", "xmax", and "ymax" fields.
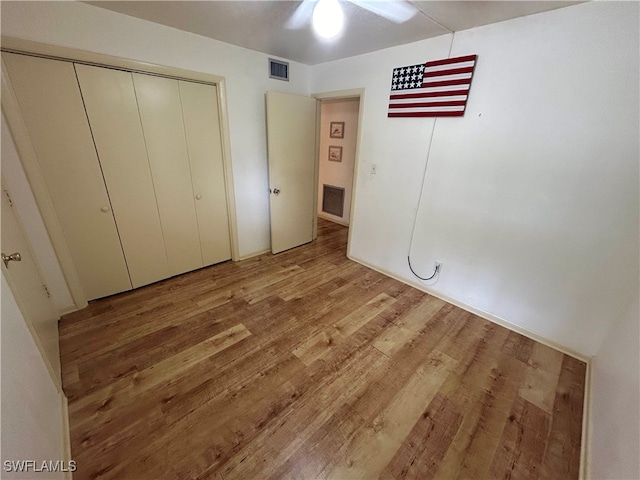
[
  {"xmin": 133, "ymin": 73, "xmax": 203, "ymax": 276},
  {"xmin": 75, "ymin": 64, "xmax": 170, "ymax": 288},
  {"xmin": 2, "ymin": 53, "xmax": 132, "ymax": 300},
  {"xmin": 179, "ymin": 81, "xmax": 231, "ymax": 266}
]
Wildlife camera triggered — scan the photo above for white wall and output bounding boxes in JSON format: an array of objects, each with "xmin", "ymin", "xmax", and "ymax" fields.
[
  {"xmin": 311, "ymin": 1, "xmax": 639, "ymax": 357},
  {"xmin": 1, "ymin": 273, "xmax": 67, "ymax": 479},
  {"xmin": 589, "ymin": 296, "xmax": 640, "ymax": 480},
  {"xmin": 0, "ymin": 1, "xmax": 312, "ymax": 259},
  {"xmin": 318, "ymin": 99, "xmax": 359, "ymax": 225}
]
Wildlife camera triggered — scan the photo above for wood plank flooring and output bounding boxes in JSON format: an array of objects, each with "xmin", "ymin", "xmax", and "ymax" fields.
[{"xmin": 59, "ymin": 219, "xmax": 586, "ymax": 480}]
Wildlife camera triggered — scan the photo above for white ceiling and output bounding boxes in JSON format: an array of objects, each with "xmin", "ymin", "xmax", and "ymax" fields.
[{"xmin": 87, "ymin": 1, "xmax": 582, "ymax": 65}]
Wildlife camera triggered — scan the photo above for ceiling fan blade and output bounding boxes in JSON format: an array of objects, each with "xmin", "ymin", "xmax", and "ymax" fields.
[
  {"xmin": 285, "ymin": 0, "xmax": 317, "ymax": 29},
  {"xmin": 349, "ymin": 0, "xmax": 418, "ymax": 23}
]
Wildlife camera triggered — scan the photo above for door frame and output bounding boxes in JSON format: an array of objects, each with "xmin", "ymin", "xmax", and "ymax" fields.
[
  {"xmin": 1, "ymin": 36, "xmax": 240, "ymax": 309},
  {"xmin": 312, "ymin": 88, "xmax": 365, "ymax": 259}
]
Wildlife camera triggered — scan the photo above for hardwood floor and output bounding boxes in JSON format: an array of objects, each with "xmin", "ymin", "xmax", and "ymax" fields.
[{"xmin": 60, "ymin": 219, "xmax": 586, "ymax": 480}]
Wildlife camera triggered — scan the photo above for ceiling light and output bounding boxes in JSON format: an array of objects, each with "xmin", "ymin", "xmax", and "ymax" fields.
[{"xmin": 312, "ymin": 0, "xmax": 344, "ymax": 39}]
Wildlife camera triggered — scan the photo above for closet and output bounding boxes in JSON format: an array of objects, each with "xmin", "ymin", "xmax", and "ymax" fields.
[{"xmin": 3, "ymin": 52, "xmax": 232, "ymax": 301}]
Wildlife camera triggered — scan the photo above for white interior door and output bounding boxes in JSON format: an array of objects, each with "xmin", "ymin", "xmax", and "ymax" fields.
[
  {"xmin": 266, "ymin": 91, "xmax": 317, "ymax": 254},
  {"xmin": 1, "ymin": 184, "xmax": 61, "ymax": 386},
  {"xmin": 179, "ymin": 80, "xmax": 232, "ymax": 267},
  {"xmin": 75, "ymin": 64, "xmax": 171, "ymax": 288},
  {"xmin": 133, "ymin": 73, "xmax": 203, "ymax": 276},
  {"xmin": 2, "ymin": 53, "xmax": 132, "ymax": 300}
]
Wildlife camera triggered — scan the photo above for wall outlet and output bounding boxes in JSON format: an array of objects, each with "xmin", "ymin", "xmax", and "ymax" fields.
[{"xmin": 371, "ymin": 164, "xmax": 377, "ymax": 174}]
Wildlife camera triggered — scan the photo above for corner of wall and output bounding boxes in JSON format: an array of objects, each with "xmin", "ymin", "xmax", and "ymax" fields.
[{"xmin": 588, "ymin": 296, "xmax": 640, "ymax": 480}]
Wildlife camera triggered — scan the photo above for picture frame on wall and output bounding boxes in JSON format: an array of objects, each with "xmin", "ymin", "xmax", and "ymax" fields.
[
  {"xmin": 328, "ymin": 146, "xmax": 343, "ymax": 162},
  {"xmin": 329, "ymin": 121, "xmax": 344, "ymax": 139}
]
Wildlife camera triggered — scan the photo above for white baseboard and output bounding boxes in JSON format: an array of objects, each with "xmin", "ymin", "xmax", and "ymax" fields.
[
  {"xmin": 237, "ymin": 248, "xmax": 271, "ymax": 261},
  {"xmin": 60, "ymin": 305, "xmax": 79, "ymax": 316},
  {"xmin": 347, "ymin": 254, "xmax": 591, "ymax": 363},
  {"xmin": 318, "ymin": 213, "xmax": 349, "ymax": 227},
  {"xmin": 61, "ymin": 393, "xmax": 73, "ymax": 480},
  {"xmin": 581, "ymin": 362, "xmax": 592, "ymax": 480}
]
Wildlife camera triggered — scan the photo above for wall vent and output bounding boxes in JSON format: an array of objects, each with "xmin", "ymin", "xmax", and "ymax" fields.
[
  {"xmin": 269, "ymin": 58, "xmax": 289, "ymax": 81},
  {"xmin": 322, "ymin": 184, "xmax": 345, "ymax": 217}
]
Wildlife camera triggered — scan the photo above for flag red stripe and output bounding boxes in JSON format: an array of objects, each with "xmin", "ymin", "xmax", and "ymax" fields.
[
  {"xmin": 422, "ymin": 78, "xmax": 472, "ymax": 88},
  {"xmin": 425, "ymin": 54, "xmax": 477, "ymax": 68},
  {"xmin": 388, "ymin": 110, "xmax": 466, "ymax": 118},
  {"xmin": 423, "ymin": 66, "xmax": 474, "ymax": 78},
  {"xmin": 389, "ymin": 89, "xmax": 469, "ymax": 100},
  {"xmin": 389, "ymin": 100, "xmax": 467, "ymax": 109}
]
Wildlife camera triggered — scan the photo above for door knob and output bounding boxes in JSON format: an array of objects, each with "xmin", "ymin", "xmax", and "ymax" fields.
[
  {"xmin": 273, "ymin": 188, "xmax": 280, "ymax": 195},
  {"xmin": 195, "ymin": 194, "xmax": 203, "ymax": 200},
  {"xmin": 100, "ymin": 206, "xmax": 110, "ymax": 213},
  {"xmin": 2, "ymin": 252, "xmax": 22, "ymax": 268}
]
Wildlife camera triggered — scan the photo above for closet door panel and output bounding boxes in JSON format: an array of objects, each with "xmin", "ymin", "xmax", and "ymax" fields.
[
  {"xmin": 132, "ymin": 73, "xmax": 202, "ymax": 276},
  {"xmin": 2, "ymin": 53, "xmax": 132, "ymax": 300},
  {"xmin": 178, "ymin": 81, "xmax": 232, "ymax": 266},
  {"xmin": 75, "ymin": 64, "xmax": 170, "ymax": 288}
]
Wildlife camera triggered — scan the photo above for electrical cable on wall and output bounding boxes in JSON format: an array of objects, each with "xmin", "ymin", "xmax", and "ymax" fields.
[
  {"xmin": 405, "ymin": 112, "xmax": 440, "ymax": 281},
  {"xmin": 406, "ymin": 33, "xmax": 455, "ymax": 282},
  {"xmin": 408, "ymin": 255, "xmax": 440, "ymax": 280}
]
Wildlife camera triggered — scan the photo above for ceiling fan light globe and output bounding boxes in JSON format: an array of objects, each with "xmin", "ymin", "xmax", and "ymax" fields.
[{"xmin": 312, "ymin": 0, "xmax": 344, "ymax": 39}]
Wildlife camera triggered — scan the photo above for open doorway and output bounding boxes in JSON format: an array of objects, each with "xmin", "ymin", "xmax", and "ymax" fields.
[
  {"xmin": 265, "ymin": 89, "xmax": 362, "ymax": 256},
  {"xmin": 317, "ymin": 97, "xmax": 360, "ymax": 233}
]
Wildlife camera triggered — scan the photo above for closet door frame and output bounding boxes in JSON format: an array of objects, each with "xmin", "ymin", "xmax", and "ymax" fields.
[{"xmin": 0, "ymin": 36, "xmax": 239, "ymax": 309}]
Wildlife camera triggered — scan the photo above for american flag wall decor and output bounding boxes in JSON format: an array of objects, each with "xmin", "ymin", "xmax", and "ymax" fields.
[{"xmin": 388, "ymin": 54, "xmax": 477, "ymax": 118}]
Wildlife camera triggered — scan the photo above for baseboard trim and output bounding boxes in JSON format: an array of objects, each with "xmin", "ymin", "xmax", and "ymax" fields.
[
  {"xmin": 347, "ymin": 254, "xmax": 591, "ymax": 363},
  {"xmin": 318, "ymin": 213, "xmax": 349, "ymax": 227},
  {"xmin": 581, "ymin": 361, "xmax": 592, "ymax": 480},
  {"xmin": 60, "ymin": 305, "xmax": 79, "ymax": 316},
  {"xmin": 237, "ymin": 248, "xmax": 271, "ymax": 261},
  {"xmin": 61, "ymin": 393, "xmax": 73, "ymax": 479}
]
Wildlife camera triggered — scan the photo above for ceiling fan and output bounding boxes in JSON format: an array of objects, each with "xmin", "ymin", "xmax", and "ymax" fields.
[{"xmin": 286, "ymin": 0, "xmax": 419, "ymax": 39}]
